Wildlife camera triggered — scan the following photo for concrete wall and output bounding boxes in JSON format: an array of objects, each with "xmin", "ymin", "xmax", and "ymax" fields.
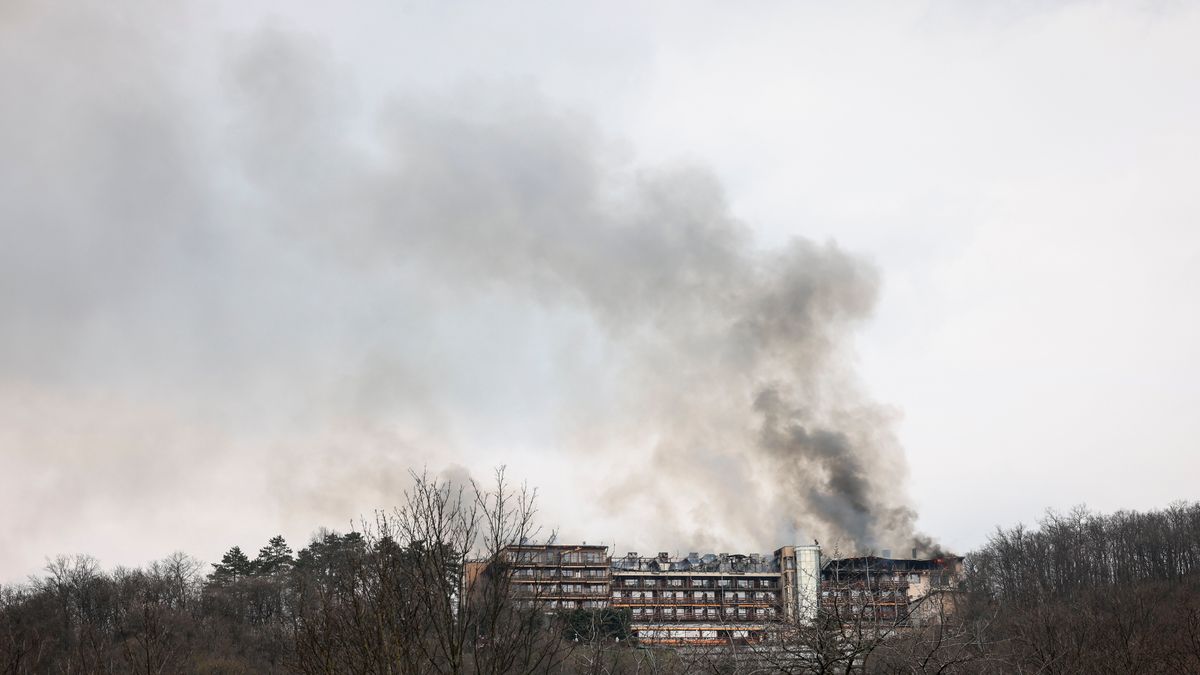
[{"xmin": 794, "ymin": 545, "xmax": 822, "ymax": 623}]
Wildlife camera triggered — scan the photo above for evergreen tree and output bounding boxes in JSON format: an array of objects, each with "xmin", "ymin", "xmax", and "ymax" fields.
[
  {"xmin": 209, "ymin": 545, "xmax": 253, "ymax": 583},
  {"xmin": 254, "ymin": 535, "xmax": 294, "ymax": 576}
]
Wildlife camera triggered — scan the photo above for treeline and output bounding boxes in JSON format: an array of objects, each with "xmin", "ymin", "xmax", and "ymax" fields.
[
  {"xmin": 961, "ymin": 502, "xmax": 1200, "ymax": 673},
  {"xmin": 0, "ymin": 470, "xmax": 593, "ymax": 674},
  {"xmin": 3, "ymin": 482, "xmax": 1200, "ymax": 673},
  {"xmin": 968, "ymin": 501, "xmax": 1200, "ymax": 602}
]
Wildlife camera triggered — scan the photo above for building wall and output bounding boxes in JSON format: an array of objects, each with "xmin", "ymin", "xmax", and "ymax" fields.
[
  {"xmin": 819, "ymin": 556, "xmax": 965, "ymax": 627},
  {"xmin": 492, "ymin": 544, "xmax": 964, "ymax": 644},
  {"xmin": 609, "ymin": 552, "xmax": 784, "ymax": 646},
  {"xmin": 795, "ymin": 545, "xmax": 822, "ymax": 623},
  {"xmin": 503, "ymin": 544, "xmax": 611, "ymax": 610}
]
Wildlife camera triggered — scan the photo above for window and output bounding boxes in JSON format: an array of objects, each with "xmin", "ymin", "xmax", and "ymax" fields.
[
  {"xmin": 624, "ymin": 579, "xmax": 638, "ymax": 587},
  {"xmin": 909, "ymin": 574, "xmax": 920, "ymax": 584},
  {"xmin": 643, "ymin": 579, "xmax": 657, "ymax": 588},
  {"xmin": 612, "ymin": 591, "xmax": 622, "ymax": 599},
  {"xmin": 717, "ymin": 579, "xmax": 731, "ymax": 587},
  {"xmin": 737, "ymin": 579, "xmax": 750, "ymax": 588},
  {"xmin": 668, "ymin": 578, "xmax": 682, "ymax": 587},
  {"xmin": 760, "ymin": 579, "xmax": 773, "ymax": 588},
  {"xmin": 692, "ymin": 579, "xmax": 708, "ymax": 587}
]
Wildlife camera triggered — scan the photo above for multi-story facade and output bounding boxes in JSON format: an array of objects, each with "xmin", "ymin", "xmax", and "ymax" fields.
[
  {"xmin": 820, "ymin": 555, "xmax": 965, "ymax": 627},
  {"xmin": 502, "ymin": 543, "xmax": 610, "ymax": 611},
  {"xmin": 610, "ymin": 552, "xmax": 784, "ymax": 646},
  {"xmin": 494, "ymin": 543, "xmax": 961, "ymax": 645}
]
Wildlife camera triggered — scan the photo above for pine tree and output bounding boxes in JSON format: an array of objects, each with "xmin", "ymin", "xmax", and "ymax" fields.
[
  {"xmin": 209, "ymin": 545, "xmax": 253, "ymax": 583},
  {"xmin": 254, "ymin": 535, "xmax": 294, "ymax": 576}
]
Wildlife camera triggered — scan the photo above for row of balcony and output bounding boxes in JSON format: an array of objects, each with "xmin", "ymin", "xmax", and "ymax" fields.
[
  {"xmin": 612, "ymin": 598, "xmax": 780, "ymax": 607},
  {"xmin": 821, "ymin": 579, "xmax": 910, "ymax": 590},
  {"xmin": 615, "ymin": 581, "xmax": 778, "ymax": 590},
  {"xmin": 513, "ymin": 583, "xmax": 609, "ymax": 593},
  {"xmin": 511, "ymin": 576, "xmax": 779, "ymax": 589},
  {"xmin": 614, "ymin": 586, "xmax": 782, "ymax": 595},
  {"xmin": 626, "ymin": 610, "xmax": 777, "ymax": 622},
  {"xmin": 507, "ymin": 558, "xmax": 608, "ymax": 567},
  {"xmin": 511, "ymin": 572, "xmax": 609, "ymax": 580}
]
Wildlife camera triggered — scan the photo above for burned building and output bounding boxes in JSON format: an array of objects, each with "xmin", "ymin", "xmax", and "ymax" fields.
[
  {"xmin": 491, "ymin": 541, "xmax": 961, "ymax": 646},
  {"xmin": 609, "ymin": 551, "xmax": 784, "ymax": 646},
  {"xmin": 820, "ymin": 555, "xmax": 965, "ymax": 627}
]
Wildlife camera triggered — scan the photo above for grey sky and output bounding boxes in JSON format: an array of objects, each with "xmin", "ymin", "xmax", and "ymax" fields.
[{"xmin": 2, "ymin": 0, "xmax": 1198, "ymax": 580}]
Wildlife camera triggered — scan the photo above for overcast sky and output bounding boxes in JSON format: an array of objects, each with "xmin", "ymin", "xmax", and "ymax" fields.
[{"xmin": 3, "ymin": 0, "xmax": 1199, "ymax": 580}]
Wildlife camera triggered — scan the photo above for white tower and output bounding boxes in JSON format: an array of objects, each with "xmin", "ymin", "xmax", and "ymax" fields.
[{"xmin": 794, "ymin": 544, "xmax": 822, "ymax": 623}]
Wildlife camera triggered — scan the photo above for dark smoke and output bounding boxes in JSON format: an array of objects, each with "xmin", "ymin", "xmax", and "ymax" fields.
[
  {"xmin": 0, "ymin": 0, "xmax": 935, "ymax": 577},
  {"xmin": 756, "ymin": 387, "xmax": 924, "ymax": 552}
]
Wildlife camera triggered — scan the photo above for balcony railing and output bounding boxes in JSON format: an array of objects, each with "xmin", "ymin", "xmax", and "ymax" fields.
[{"xmin": 612, "ymin": 597, "xmax": 780, "ymax": 607}]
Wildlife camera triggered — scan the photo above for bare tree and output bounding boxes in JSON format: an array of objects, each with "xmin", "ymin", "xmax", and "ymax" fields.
[{"xmin": 284, "ymin": 466, "xmax": 575, "ymax": 675}]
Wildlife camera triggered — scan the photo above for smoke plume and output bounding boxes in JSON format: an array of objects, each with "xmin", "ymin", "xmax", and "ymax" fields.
[{"xmin": 0, "ymin": 1, "xmax": 931, "ymax": 578}]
